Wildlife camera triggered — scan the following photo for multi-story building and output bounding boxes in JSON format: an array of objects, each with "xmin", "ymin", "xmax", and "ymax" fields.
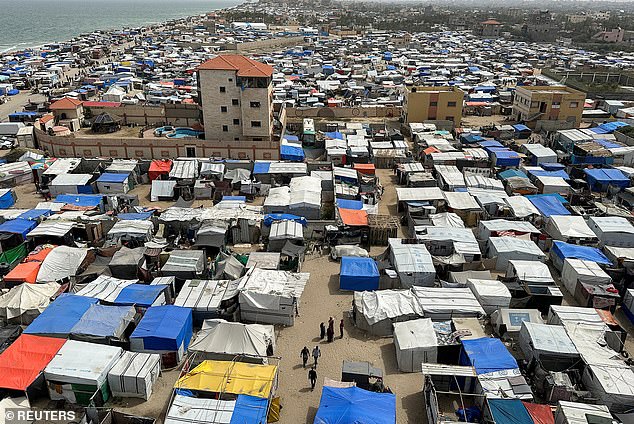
[
  {"xmin": 513, "ymin": 86, "xmax": 585, "ymax": 128},
  {"xmin": 477, "ymin": 19, "xmax": 503, "ymax": 37},
  {"xmin": 402, "ymin": 86, "xmax": 464, "ymax": 126},
  {"xmin": 197, "ymin": 54, "xmax": 274, "ymax": 143}
]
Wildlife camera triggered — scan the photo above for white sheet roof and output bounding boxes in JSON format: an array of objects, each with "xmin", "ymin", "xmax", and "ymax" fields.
[
  {"xmin": 75, "ymin": 275, "xmax": 137, "ymax": 302},
  {"xmin": 27, "ymin": 220, "xmax": 75, "ymax": 238},
  {"xmin": 396, "ymin": 187, "xmax": 444, "ymax": 202},
  {"xmin": 0, "ymin": 282, "xmax": 60, "ymax": 320},
  {"xmin": 51, "ymin": 173, "xmax": 92, "ymax": 186},
  {"xmin": 547, "ymin": 215, "xmax": 596, "ymax": 240},
  {"xmin": 188, "ymin": 319, "xmax": 274, "ymax": 357},
  {"xmin": 354, "ymin": 289, "xmax": 423, "ymax": 325},
  {"xmin": 166, "ymin": 395, "xmax": 235, "ymax": 424},
  {"xmin": 239, "ymin": 268, "xmax": 309, "ymax": 299},
  {"xmin": 507, "ymin": 260, "xmax": 553, "ymax": 284},
  {"xmin": 411, "ymin": 287, "xmax": 485, "ymax": 318},
  {"xmin": 443, "ymin": 191, "xmax": 480, "ymax": 211},
  {"xmin": 36, "ymin": 246, "xmax": 88, "ymax": 283},
  {"xmin": 169, "ymin": 160, "xmax": 199, "ymax": 179},
  {"xmin": 504, "ymin": 196, "xmax": 540, "ymax": 218},
  {"xmin": 174, "ymin": 279, "xmax": 241, "ymax": 311},
  {"xmin": 44, "ymin": 340, "xmax": 123, "ymax": 386},
  {"xmin": 520, "ymin": 321, "xmax": 578, "ymax": 356}
]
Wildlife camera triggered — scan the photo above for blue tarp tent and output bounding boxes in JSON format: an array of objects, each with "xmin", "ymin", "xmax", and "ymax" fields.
[
  {"xmin": 512, "ymin": 124, "xmax": 531, "ymax": 133},
  {"xmin": 55, "ymin": 194, "xmax": 104, "ymax": 211},
  {"xmin": 528, "ymin": 169, "xmax": 570, "ymax": 180},
  {"xmin": 263, "ymin": 214, "xmax": 308, "ymax": 227},
  {"xmin": 488, "ymin": 399, "xmax": 534, "ymax": 424},
  {"xmin": 313, "ymin": 386, "xmax": 396, "ymax": 424},
  {"xmin": 130, "ymin": 305, "xmax": 193, "ymax": 352},
  {"xmin": 114, "ymin": 284, "xmax": 168, "ymax": 307},
  {"xmin": 284, "ymin": 135, "xmax": 299, "ymax": 142},
  {"xmin": 584, "ymin": 168, "xmax": 630, "ymax": 192},
  {"xmin": 499, "ymin": 169, "xmax": 527, "ymax": 180},
  {"xmin": 222, "ymin": 196, "xmax": 246, "ymax": 202},
  {"xmin": 96, "ymin": 173, "xmax": 128, "ymax": 184},
  {"xmin": 491, "ymin": 149, "xmax": 521, "ymax": 167},
  {"xmin": 230, "ymin": 395, "xmax": 268, "ymax": 424},
  {"xmin": 0, "ymin": 218, "xmax": 38, "ymax": 239},
  {"xmin": 280, "ymin": 145, "xmax": 305, "ymax": 162},
  {"xmin": 340, "ymin": 257, "xmax": 379, "ymax": 291},
  {"xmin": 69, "ymin": 304, "xmax": 135, "ymax": 338},
  {"xmin": 24, "ymin": 294, "xmax": 98, "ymax": 336},
  {"xmin": 594, "ymin": 139, "xmax": 622, "ymax": 149},
  {"xmin": 527, "ymin": 195, "xmax": 569, "ymax": 217},
  {"xmin": 461, "ymin": 134, "xmax": 485, "ymax": 144},
  {"xmin": 253, "ymin": 162, "xmax": 272, "ymax": 174},
  {"xmin": 324, "ymin": 131, "xmax": 344, "ymax": 140},
  {"xmin": 479, "ymin": 140, "xmax": 504, "ymax": 149},
  {"xmin": 460, "ymin": 337, "xmax": 518, "ymax": 374},
  {"xmin": 551, "ymin": 241, "xmax": 612, "ymax": 265},
  {"xmin": 0, "ymin": 189, "xmax": 15, "ymax": 209},
  {"xmin": 540, "ymin": 163, "xmax": 565, "ymax": 172},
  {"xmin": 17, "ymin": 209, "xmax": 51, "ymax": 221},
  {"xmin": 336, "ymin": 198, "xmax": 363, "ymax": 210},
  {"xmin": 118, "ymin": 211, "xmax": 153, "ymax": 220}
]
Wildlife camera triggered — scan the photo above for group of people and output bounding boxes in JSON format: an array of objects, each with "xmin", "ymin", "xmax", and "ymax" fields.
[
  {"xmin": 300, "ymin": 317, "xmax": 346, "ymax": 391},
  {"xmin": 320, "ymin": 317, "xmax": 344, "ymax": 343}
]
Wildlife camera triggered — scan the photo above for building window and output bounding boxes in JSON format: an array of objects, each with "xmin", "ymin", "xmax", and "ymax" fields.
[
  {"xmin": 235, "ymin": 137, "xmax": 240, "ymax": 141},
  {"xmin": 232, "ymin": 99, "xmax": 239, "ymax": 106},
  {"xmin": 219, "ymin": 86, "xmax": 226, "ymax": 93},
  {"xmin": 220, "ymin": 106, "xmax": 227, "ymax": 113},
  {"xmin": 569, "ymin": 101, "xmax": 579, "ymax": 108},
  {"xmin": 228, "ymin": 78, "xmax": 233, "ymax": 82},
  {"xmin": 447, "ymin": 101, "xmax": 456, "ymax": 107},
  {"xmin": 430, "ymin": 101, "xmax": 438, "ymax": 107},
  {"xmin": 222, "ymin": 125, "xmax": 228, "ymax": 132},
  {"xmin": 251, "ymin": 121, "xmax": 261, "ymax": 128},
  {"xmin": 253, "ymin": 137, "xmax": 263, "ymax": 141},
  {"xmin": 233, "ymin": 118, "xmax": 240, "ymax": 125},
  {"xmin": 186, "ymin": 146, "xmax": 196, "ymax": 157},
  {"xmin": 250, "ymin": 101, "xmax": 261, "ymax": 108}
]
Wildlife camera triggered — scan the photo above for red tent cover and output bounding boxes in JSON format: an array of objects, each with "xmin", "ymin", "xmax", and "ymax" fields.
[
  {"xmin": 338, "ymin": 208, "xmax": 369, "ymax": 226},
  {"xmin": 148, "ymin": 159, "xmax": 173, "ymax": 181},
  {"xmin": 0, "ymin": 334, "xmax": 66, "ymax": 391},
  {"xmin": 522, "ymin": 402, "xmax": 555, "ymax": 424}
]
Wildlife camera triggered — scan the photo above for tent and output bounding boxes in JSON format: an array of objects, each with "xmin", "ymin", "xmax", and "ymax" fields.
[
  {"xmin": 114, "ymin": 284, "xmax": 168, "ymax": 307},
  {"xmin": 388, "ymin": 238, "xmax": 435, "ymax": 287},
  {"xmin": 107, "ymin": 220, "xmax": 154, "ymax": 244},
  {"xmin": 0, "ymin": 218, "xmax": 37, "ymax": 239},
  {"xmin": 554, "ymin": 401, "xmax": 612, "ymax": 424},
  {"xmin": 268, "ymin": 220, "xmax": 303, "ymax": 252},
  {"xmin": 466, "ymin": 279, "xmax": 511, "ymax": 315},
  {"xmin": 49, "ymin": 173, "xmax": 93, "ymax": 196},
  {"xmin": 69, "ymin": 304, "xmax": 136, "ymax": 343},
  {"xmin": 338, "ymin": 208, "xmax": 369, "ymax": 227},
  {"xmin": 519, "ymin": 322, "xmax": 578, "ymax": 369},
  {"xmin": 195, "ymin": 220, "xmax": 229, "ymax": 248},
  {"xmin": 490, "ymin": 308, "xmax": 543, "ymax": 339},
  {"xmin": 54, "ymin": 194, "xmax": 104, "ymax": 212},
  {"xmin": 584, "ymin": 168, "xmax": 630, "ymax": 192},
  {"xmin": 0, "ymin": 188, "xmax": 16, "ymax": 209},
  {"xmin": 412, "ymin": 287, "xmax": 485, "ymax": 321},
  {"xmin": 289, "ymin": 190, "xmax": 320, "ymax": 219},
  {"xmin": 460, "ymin": 337, "xmax": 518, "ymax": 374},
  {"xmin": 96, "ymin": 172, "xmax": 130, "ymax": 194},
  {"xmin": 280, "ymin": 144, "xmax": 305, "ymax": 162},
  {"xmin": 313, "ymin": 386, "xmax": 396, "ymax": 424},
  {"xmin": 24, "ymin": 294, "xmax": 97, "ymax": 337},
  {"xmin": 340, "ymin": 257, "xmax": 379, "ymax": 291},
  {"xmin": 522, "ymin": 402, "xmax": 554, "ymax": 424},
  {"xmin": 130, "ymin": 305, "xmax": 193, "ymax": 367},
  {"xmin": 550, "ymin": 241, "xmax": 612, "ymax": 271},
  {"xmin": 488, "ymin": 399, "xmax": 534, "ymax": 424},
  {"xmin": 165, "ymin": 394, "xmax": 268, "ymax": 424},
  {"xmin": 36, "ymin": 246, "xmax": 88, "ymax": 283},
  {"xmin": 0, "ymin": 282, "xmax": 60, "ymax": 324},
  {"xmin": 561, "ymin": 258, "xmax": 612, "ymax": 295},
  {"xmin": 161, "ymin": 250, "xmax": 206, "ymax": 280},
  {"xmin": 148, "ymin": 159, "xmax": 172, "ymax": 180},
  {"xmin": 188, "ymin": 319, "xmax": 275, "ymax": 364},
  {"xmin": 582, "ymin": 363, "xmax": 634, "ymax": 412},
  {"xmin": 0, "ymin": 334, "xmax": 66, "ymax": 392},
  {"xmin": 75, "ymin": 275, "xmax": 137, "ymax": 303},
  {"xmin": 107, "ymin": 351, "xmax": 161, "ymax": 400},
  {"xmin": 545, "ymin": 215, "xmax": 597, "ymax": 243},
  {"xmin": 506, "ymin": 260, "xmax": 554, "ymax": 285},
  {"xmin": 393, "ymin": 318, "xmax": 437, "ymax": 372},
  {"xmin": 108, "ymin": 246, "xmax": 145, "ymax": 279},
  {"xmin": 527, "ymin": 195, "xmax": 569, "ymax": 217},
  {"xmin": 3, "ymin": 261, "xmax": 43, "ymax": 285},
  {"xmin": 588, "ymin": 216, "xmax": 634, "ymax": 248},
  {"xmin": 353, "ymin": 290, "xmax": 424, "ymax": 336},
  {"xmin": 17, "ymin": 209, "xmax": 51, "ymax": 221},
  {"xmin": 174, "ymin": 279, "xmax": 241, "ymax": 324},
  {"xmin": 488, "ymin": 237, "xmax": 546, "ymax": 271},
  {"xmin": 175, "ymin": 360, "xmax": 277, "ymax": 399},
  {"xmin": 150, "ymin": 180, "xmax": 176, "ymax": 201},
  {"xmin": 44, "ymin": 340, "xmax": 123, "ymax": 405}
]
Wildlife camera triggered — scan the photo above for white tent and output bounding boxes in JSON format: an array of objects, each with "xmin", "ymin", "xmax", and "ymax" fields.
[
  {"xmin": 107, "ymin": 351, "xmax": 161, "ymax": 400},
  {"xmin": 488, "ymin": 237, "xmax": 545, "ymax": 271},
  {"xmin": 49, "ymin": 174, "xmax": 92, "ymax": 196},
  {"xmin": 504, "ymin": 196, "xmax": 540, "ymax": 219},
  {"xmin": 269, "ymin": 220, "xmax": 303, "ymax": 252},
  {"xmin": 188, "ymin": 319, "xmax": 275, "ymax": 363},
  {"xmin": 0, "ymin": 282, "xmax": 60, "ymax": 323},
  {"xmin": 102, "ymin": 85, "xmax": 125, "ymax": 102},
  {"xmin": 107, "ymin": 220, "xmax": 154, "ymax": 244},
  {"xmin": 174, "ymin": 279, "xmax": 240, "ymax": 322},
  {"xmin": 466, "ymin": 279, "xmax": 511, "ymax": 315},
  {"xmin": 166, "ymin": 395, "xmax": 236, "ymax": 424},
  {"xmin": 151, "ymin": 180, "xmax": 176, "ymax": 201},
  {"xmin": 546, "ymin": 215, "xmax": 596, "ymax": 243},
  {"xmin": 588, "ymin": 216, "xmax": 634, "ymax": 248},
  {"xmin": 393, "ymin": 318, "xmax": 437, "ymax": 372},
  {"xmin": 44, "ymin": 340, "xmax": 123, "ymax": 404},
  {"xmin": 561, "ymin": 258, "xmax": 611, "ymax": 294},
  {"xmin": 582, "ymin": 363, "xmax": 634, "ymax": 413},
  {"xmin": 477, "ymin": 219, "xmax": 540, "ymax": 240},
  {"xmin": 169, "ymin": 160, "xmax": 199, "ymax": 179},
  {"xmin": 75, "ymin": 275, "xmax": 137, "ymax": 303},
  {"xmin": 490, "ymin": 308, "xmax": 543, "ymax": 339},
  {"xmin": 388, "ymin": 238, "xmax": 435, "ymax": 288},
  {"xmin": 535, "ymin": 175, "xmax": 570, "ymax": 195},
  {"xmin": 263, "ymin": 187, "xmax": 290, "ymax": 215},
  {"xmin": 196, "ymin": 220, "xmax": 229, "ymax": 248},
  {"xmin": 411, "ymin": 287, "xmax": 485, "ymax": 321},
  {"xmin": 554, "ymin": 401, "xmax": 613, "ymax": 424},
  {"xmin": 506, "ymin": 260, "xmax": 554, "ymax": 285},
  {"xmin": 36, "ymin": 246, "xmax": 88, "ymax": 283},
  {"xmin": 518, "ymin": 321, "xmax": 578, "ymax": 364},
  {"xmin": 353, "ymin": 289, "xmax": 423, "ymax": 336},
  {"xmin": 289, "ymin": 190, "xmax": 320, "ymax": 219}
]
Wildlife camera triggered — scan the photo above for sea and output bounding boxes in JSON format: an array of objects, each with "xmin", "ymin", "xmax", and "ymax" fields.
[{"xmin": 0, "ymin": 0, "xmax": 243, "ymax": 53}]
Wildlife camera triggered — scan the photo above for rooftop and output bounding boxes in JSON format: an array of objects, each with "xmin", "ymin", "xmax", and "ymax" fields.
[
  {"xmin": 198, "ymin": 54, "xmax": 274, "ymax": 78},
  {"xmin": 49, "ymin": 97, "xmax": 83, "ymax": 110}
]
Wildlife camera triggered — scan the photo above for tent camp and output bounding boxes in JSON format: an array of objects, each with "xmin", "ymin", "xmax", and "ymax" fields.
[
  {"xmin": 313, "ymin": 386, "xmax": 396, "ymax": 424},
  {"xmin": 24, "ymin": 294, "xmax": 98, "ymax": 338},
  {"xmin": 44, "ymin": 340, "xmax": 123, "ymax": 405},
  {"xmin": 174, "ymin": 279, "xmax": 241, "ymax": 324},
  {"xmin": 518, "ymin": 321, "xmax": 579, "ymax": 371},
  {"xmin": 466, "ymin": 279, "xmax": 511, "ymax": 315},
  {"xmin": 107, "ymin": 351, "xmax": 161, "ymax": 400},
  {"xmin": 353, "ymin": 290, "xmax": 424, "ymax": 336},
  {"xmin": 393, "ymin": 318, "xmax": 437, "ymax": 372},
  {"xmin": 460, "ymin": 337, "xmax": 518, "ymax": 375},
  {"xmin": 487, "ymin": 237, "xmax": 546, "ymax": 271},
  {"xmin": 188, "ymin": 319, "xmax": 275, "ymax": 364},
  {"xmin": 545, "ymin": 215, "xmax": 597, "ymax": 243},
  {"xmin": 388, "ymin": 238, "xmax": 435, "ymax": 288},
  {"xmin": 0, "ymin": 282, "xmax": 61, "ymax": 324},
  {"xmin": 130, "ymin": 305, "xmax": 193, "ymax": 368},
  {"xmin": 340, "ymin": 257, "xmax": 380, "ymax": 291},
  {"xmin": 36, "ymin": 246, "xmax": 88, "ymax": 283},
  {"xmin": 588, "ymin": 216, "xmax": 634, "ymax": 248}
]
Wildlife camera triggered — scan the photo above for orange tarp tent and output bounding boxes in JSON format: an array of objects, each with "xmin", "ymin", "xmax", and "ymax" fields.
[
  {"xmin": 4, "ymin": 262, "xmax": 42, "ymax": 284},
  {"xmin": 353, "ymin": 163, "xmax": 375, "ymax": 175},
  {"xmin": 25, "ymin": 247, "xmax": 54, "ymax": 263},
  {"xmin": 522, "ymin": 402, "xmax": 554, "ymax": 424},
  {"xmin": 338, "ymin": 208, "xmax": 368, "ymax": 226},
  {"xmin": 148, "ymin": 159, "xmax": 173, "ymax": 181},
  {"xmin": 0, "ymin": 334, "xmax": 66, "ymax": 391}
]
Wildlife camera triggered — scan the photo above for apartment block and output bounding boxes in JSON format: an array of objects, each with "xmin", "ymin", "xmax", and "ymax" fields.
[
  {"xmin": 513, "ymin": 86, "xmax": 585, "ymax": 128},
  {"xmin": 402, "ymin": 86, "xmax": 464, "ymax": 126}
]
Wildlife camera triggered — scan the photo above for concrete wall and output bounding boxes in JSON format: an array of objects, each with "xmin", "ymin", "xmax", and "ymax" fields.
[
  {"xmin": 34, "ymin": 128, "xmax": 280, "ymax": 160},
  {"xmin": 286, "ymin": 105, "xmax": 401, "ymax": 120},
  {"xmin": 225, "ymin": 36, "xmax": 306, "ymax": 53}
]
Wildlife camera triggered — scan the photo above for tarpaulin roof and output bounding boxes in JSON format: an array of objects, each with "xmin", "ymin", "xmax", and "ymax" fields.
[
  {"xmin": 0, "ymin": 334, "xmax": 66, "ymax": 391},
  {"xmin": 585, "ymin": 168, "xmax": 630, "ymax": 189},
  {"xmin": 96, "ymin": 172, "xmax": 128, "ymax": 183},
  {"xmin": 460, "ymin": 337, "xmax": 518, "ymax": 374},
  {"xmin": 540, "ymin": 163, "xmax": 565, "ymax": 171},
  {"xmin": 324, "ymin": 131, "xmax": 344, "ymax": 140},
  {"xmin": 280, "ymin": 144, "xmax": 305, "ymax": 162},
  {"xmin": 114, "ymin": 284, "xmax": 168, "ymax": 307},
  {"xmin": 55, "ymin": 194, "xmax": 103, "ymax": 208},
  {"xmin": 488, "ymin": 399, "xmax": 534, "ymax": 424},
  {"xmin": 17, "ymin": 209, "xmax": 51, "ymax": 221},
  {"xmin": 263, "ymin": 213, "xmax": 307, "ymax": 227},
  {"xmin": 0, "ymin": 219, "xmax": 37, "ymax": 238},
  {"xmin": 522, "ymin": 401, "xmax": 555, "ymax": 424},
  {"xmin": 512, "ymin": 124, "xmax": 531, "ymax": 132},
  {"xmin": 130, "ymin": 305, "xmax": 192, "ymax": 351},
  {"xmin": 3, "ymin": 261, "xmax": 41, "ymax": 284},
  {"xmin": 336, "ymin": 198, "xmax": 363, "ymax": 210},
  {"xmin": 69, "ymin": 304, "xmax": 136, "ymax": 338},
  {"xmin": 340, "ymin": 257, "xmax": 379, "ymax": 291},
  {"xmin": 253, "ymin": 161, "xmax": 271, "ymax": 174},
  {"xmin": 24, "ymin": 294, "xmax": 98, "ymax": 336},
  {"xmin": 231, "ymin": 395, "xmax": 269, "ymax": 424},
  {"xmin": 118, "ymin": 211, "xmax": 153, "ymax": 220},
  {"xmin": 527, "ymin": 195, "xmax": 569, "ymax": 217},
  {"xmin": 313, "ymin": 386, "xmax": 396, "ymax": 424},
  {"xmin": 148, "ymin": 159, "xmax": 172, "ymax": 180},
  {"xmin": 551, "ymin": 241, "xmax": 612, "ymax": 265},
  {"xmin": 338, "ymin": 208, "xmax": 368, "ymax": 226},
  {"xmin": 175, "ymin": 360, "xmax": 278, "ymax": 399},
  {"xmin": 528, "ymin": 169, "xmax": 570, "ymax": 180},
  {"xmin": 499, "ymin": 169, "xmax": 527, "ymax": 180}
]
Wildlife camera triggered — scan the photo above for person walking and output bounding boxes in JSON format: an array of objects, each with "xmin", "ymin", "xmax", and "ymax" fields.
[
  {"xmin": 340, "ymin": 319, "xmax": 344, "ymax": 339},
  {"xmin": 328, "ymin": 317, "xmax": 334, "ymax": 331},
  {"xmin": 300, "ymin": 346, "xmax": 310, "ymax": 368},
  {"xmin": 326, "ymin": 325, "xmax": 334, "ymax": 343},
  {"xmin": 308, "ymin": 367, "xmax": 317, "ymax": 391},
  {"xmin": 320, "ymin": 322, "xmax": 326, "ymax": 340},
  {"xmin": 312, "ymin": 345, "xmax": 321, "ymax": 367}
]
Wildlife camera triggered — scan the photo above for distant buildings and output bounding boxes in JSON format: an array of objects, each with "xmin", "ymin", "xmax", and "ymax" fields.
[
  {"xmin": 476, "ymin": 19, "xmax": 503, "ymax": 38},
  {"xmin": 593, "ymin": 28, "xmax": 625, "ymax": 43},
  {"xmin": 513, "ymin": 86, "xmax": 585, "ymax": 128},
  {"xmin": 402, "ymin": 86, "xmax": 464, "ymax": 126},
  {"xmin": 522, "ymin": 10, "xmax": 557, "ymax": 42},
  {"xmin": 197, "ymin": 54, "xmax": 274, "ymax": 143}
]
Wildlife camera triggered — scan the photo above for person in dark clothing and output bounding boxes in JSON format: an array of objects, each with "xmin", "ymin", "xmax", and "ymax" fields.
[
  {"xmin": 328, "ymin": 317, "xmax": 334, "ymax": 331},
  {"xmin": 300, "ymin": 346, "xmax": 310, "ymax": 368},
  {"xmin": 320, "ymin": 322, "xmax": 326, "ymax": 340},
  {"xmin": 326, "ymin": 325, "xmax": 334, "ymax": 342},
  {"xmin": 308, "ymin": 367, "xmax": 317, "ymax": 390},
  {"xmin": 340, "ymin": 319, "xmax": 344, "ymax": 339}
]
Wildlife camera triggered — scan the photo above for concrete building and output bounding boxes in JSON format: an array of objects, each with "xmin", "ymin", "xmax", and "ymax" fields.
[
  {"xmin": 593, "ymin": 28, "xmax": 625, "ymax": 43},
  {"xmin": 477, "ymin": 19, "xmax": 503, "ymax": 37},
  {"xmin": 513, "ymin": 86, "xmax": 585, "ymax": 128},
  {"xmin": 49, "ymin": 97, "xmax": 84, "ymax": 132},
  {"xmin": 522, "ymin": 10, "xmax": 557, "ymax": 42},
  {"xmin": 402, "ymin": 86, "xmax": 464, "ymax": 126},
  {"xmin": 567, "ymin": 14, "xmax": 588, "ymax": 24},
  {"xmin": 198, "ymin": 54, "xmax": 274, "ymax": 143}
]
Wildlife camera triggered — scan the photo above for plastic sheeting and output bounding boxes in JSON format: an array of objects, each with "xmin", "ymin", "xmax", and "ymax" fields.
[
  {"xmin": 263, "ymin": 214, "xmax": 307, "ymax": 227},
  {"xmin": 393, "ymin": 318, "xmax": 437, "ymax": 372},
  {"xmin": 313, "ymin": 386, "xmax": 396, "ymax": 424},
  {"xmin": 412, "ymin": 287, "xmax": 485, "ymax": 320},
  {"xmin": 0, "ymin": 218, "xmax": 37, "ymax": 239},
  {"xmin": 70, "ymin": 304, "xmax": 136, "ymax": 339},
  {"xmin": 519, "ymin": 322, "xmax": 578, "ymax": 362},
  {"xmin": 75, "ymin": 275, "xmax": 137, "ymax": 303},
  {"xmin": 551, "ymin": 241, "xmax": 612, "ymax": 265},
  {"xmin": 36, "ymin": 246, "xmax": 88, "ymax": 283},
  {"xmin": 488, "ymin": 399, "xmax": 533, "ymax": 424},
  {"xmin": 522, "ymin": 402, "xmax": 554, "ymax": 424},
  {"xmin": 130, "ymin": 305, "xmax": 193, "ymax": 352},
  {"xmin": 340, "ymin": 257, "xmax": 379, "ymax": 291},
  {"xmin": 114, "ymin": 284, "xmax": 168, "ymax": 307},
  {"xmin": 108, "ymin": 351, "xmax": 161, "ymax": 400},
  {"xmin": 0, "ymin": 282, "xmax": 60, "ymax": 321},
  {"xmin": 460, "ymin": 337, "xmax": 518, "ymax": 375},
  {"xmin": 188, "ymin": 319, "xmax": 274, "ymax": 359},
  {"xmin": 466, "ymin": 279, "xmax": 511, "ymax": 315},
  {"xmin": 528, "ymin": 195, "xmax": 569, "ymax": 217},
  {"xmin": 546, "ymin": 215, "xmax": 596, "ymax": 241},
  {"xmin": 24, "ymin": 294, "xmax": 97, "ymax": 337},
  {"xmin": 148, "ymin": 159, "xmax": 172, "ymax": 180}
]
